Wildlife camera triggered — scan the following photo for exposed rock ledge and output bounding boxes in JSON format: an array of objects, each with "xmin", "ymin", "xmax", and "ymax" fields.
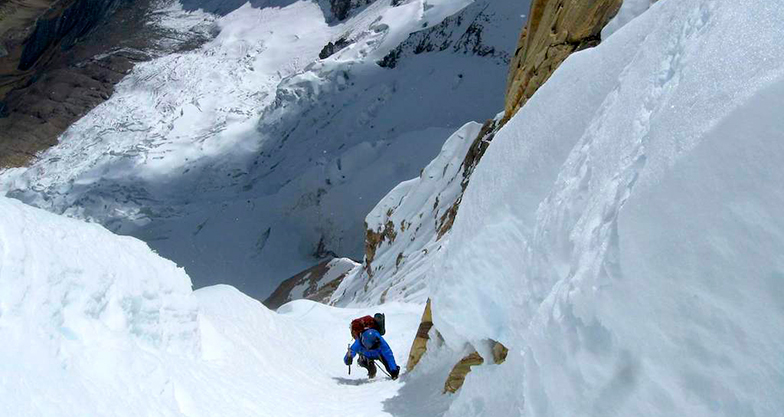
[
  {"xmin": 504, "ymin": 0, "xmax": 623, "ymax": 120},
  {"xmin": 264, "ymin": 258, "xmax": 359, "ymax": 310}
]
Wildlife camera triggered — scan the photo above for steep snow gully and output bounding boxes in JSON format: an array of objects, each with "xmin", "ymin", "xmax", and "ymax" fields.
[
  {"xmin": 3, "ymin": 0, "xmax": 784, "ymax": 416},
  {"xmin": 0, "ymin": 197, "xmax": 426, "ymax": 417}
]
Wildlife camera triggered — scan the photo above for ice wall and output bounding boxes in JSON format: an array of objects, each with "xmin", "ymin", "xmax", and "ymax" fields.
[{"xmin": 430, "ymin": 0, "xmax": 784, "ymax": 415}]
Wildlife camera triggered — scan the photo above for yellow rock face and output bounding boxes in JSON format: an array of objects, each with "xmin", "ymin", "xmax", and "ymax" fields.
[
  {"xmin": 443, "ymin": 340, "xmax": 508, "ymax": 394},
  {"xmin": 444, "ymin": 350, "xmax": 484, "ymax": 394},
  {"xmin": 504, "ymin": 0, "xmax": 623, "ymax": 120},
  {"xmin": 406, "ymin": 299, "xmax": 434, "ymax": 371}
]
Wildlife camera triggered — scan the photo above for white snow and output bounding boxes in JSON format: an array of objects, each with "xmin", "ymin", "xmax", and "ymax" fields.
[
  {"xmin": 601, "ymin": 0, "xmax": 656, "ymax": 39},
  {"xmin": 0, "ymin": 0, "xmax": 525, "ymax": 300},
  {"xmin": 0, "ymin": 196, "xmax": 426, "ymax": 416},
  {"xmin": 332, "ymin": 121, "xmax": 484, "ymax": 306},
  {"xmin": 422, "ymin": 0, "xmax": 784, "ymax": 415},
  {"xmin": 3, "ymin": 0, "xmax": 783, "ymax": 415}
]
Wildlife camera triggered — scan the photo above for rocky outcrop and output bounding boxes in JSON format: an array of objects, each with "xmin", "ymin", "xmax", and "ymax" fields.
[
  {"xmin": 264, "ymin": 258, "xmax": 359, "ymax": 310},
  {"xmin": 504, "ymin": 0, "xmax": 623, "ymax": 120},
  {"xmin": 318, "ymin": 37, "xmax": 351, "ymax": 59},
  {"xmin": 443, "ymin": 341, "xmax": 508, "ymax": 393},
  {"xmin": 363, "ymin": 219, "xmax": 397, "ymax": 276},
  {"xmin": 378, "ymin": 0, "xmax": 514, "ymax": 69},
  {"xmin": 329, "ymin": 0, "xmax": 375, "ymax": 22},
  {"xmin": 406, "ymin": 298, "xmax": 434, "ymax": 371},
  {"xmin": 443, "ymin": 351, "xmax": 484, "ymax": 393},
  {"xmin": 406, "ymin": 300, "xmax": 509, "ymax": 394}
]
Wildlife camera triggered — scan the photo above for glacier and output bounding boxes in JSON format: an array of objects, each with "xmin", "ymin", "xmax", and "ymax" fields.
[{"xmin": 0, "ymin": 0, "xmax": 526, "ymax": 299}]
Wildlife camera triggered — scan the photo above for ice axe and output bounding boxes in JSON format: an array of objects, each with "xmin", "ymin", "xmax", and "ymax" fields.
[{"xmin": 347, "ymin": 342, "xmax": 352, "ymax": 375}]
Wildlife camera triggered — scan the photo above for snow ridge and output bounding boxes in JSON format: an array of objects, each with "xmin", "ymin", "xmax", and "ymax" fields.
[
  {"xmin": 427, "ymin": 0, "xmax": 784, "ymax": 415},
  {"xmin": 331, "ymin": 121, "xmax": 483, "ymax": 306}
]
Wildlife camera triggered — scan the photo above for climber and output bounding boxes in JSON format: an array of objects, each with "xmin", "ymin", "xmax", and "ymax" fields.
[{"xmin": 344, "ymin": 314, "xmax": 400, "ymax": 380}]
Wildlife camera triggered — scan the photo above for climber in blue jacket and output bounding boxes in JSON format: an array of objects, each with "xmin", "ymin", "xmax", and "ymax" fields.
[{"xmin": 344, "ymin": 328, "xmax": 400, "ymax": 380}]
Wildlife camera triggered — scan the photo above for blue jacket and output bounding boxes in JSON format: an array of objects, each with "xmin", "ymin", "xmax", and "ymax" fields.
[{"xmin": 344, "ymin": 329, "xmax": 399, "ymax": 371}]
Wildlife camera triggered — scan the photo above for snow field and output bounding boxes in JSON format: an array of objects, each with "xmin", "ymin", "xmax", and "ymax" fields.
[{"xmin": 0, "ymin": 197, "xmax": 425, "ymax": 417}]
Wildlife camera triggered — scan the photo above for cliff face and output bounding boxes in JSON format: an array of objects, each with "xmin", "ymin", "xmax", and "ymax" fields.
[
  {"xmin": 504, "ymin": 0, "xmax": 623, "ymax": 120},
  {"xmin": 329, "ymin": 0, "xmax": 377, "ymax": 21},
  {"xmin": 0, "ymin": 0, "xmax": 212, "ymax": 168},
  {"xmin": 0, "ymin": 0, "xmax": 132, "ymax": 167}
]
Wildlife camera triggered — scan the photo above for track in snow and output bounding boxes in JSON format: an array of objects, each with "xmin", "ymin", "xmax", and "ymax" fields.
[{"xmin": 186, "ymin": 291, "xmax": 435, "ymax": 417}]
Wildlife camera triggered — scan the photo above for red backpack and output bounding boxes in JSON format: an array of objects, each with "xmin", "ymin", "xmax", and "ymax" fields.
[{"xmin": 350, "ymin": 313, "xmax": 386, "ymax": 340}]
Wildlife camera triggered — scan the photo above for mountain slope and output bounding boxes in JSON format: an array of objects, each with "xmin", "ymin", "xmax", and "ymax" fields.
[
  {"xmin": 421, "ymin": 0, "xmax": 784, "ymax": 415},
  {"xmin": 1, "ymin": 0, "xmax": 526, "ymax": 299},
  {"xmin": 0, "ymin": 0, "xmax": 215, "ymax": 168},
  {"xmin": 0, "ymin": 195, "xmax": 426, "ymax": 416}
]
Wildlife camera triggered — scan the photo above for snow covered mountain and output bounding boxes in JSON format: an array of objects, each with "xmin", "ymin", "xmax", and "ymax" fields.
[
  {"xmin": 2, "ymin": 0, "xmax": 784, "ymax": 416},
  {"xmin": 0, "ymin": 0, "xmax": 526, "ymax": 300}
]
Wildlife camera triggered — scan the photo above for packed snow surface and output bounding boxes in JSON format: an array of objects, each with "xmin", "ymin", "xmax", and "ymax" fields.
[
  {"xmin": 426, "ymin": 0, "xmax": 784, "ymax": 416},
  {"xmin": 0, "ymin": 197, "xmax": 427, "ymax": 417}
]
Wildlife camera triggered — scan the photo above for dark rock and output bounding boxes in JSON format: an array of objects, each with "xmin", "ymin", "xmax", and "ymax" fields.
[
  {"xmin": 19, "ymin": 0, "xmax": 129, "ymax": 71},
  {"xmin": 329, "ymin": 0, "xmax": 375, "ymax": 22},
  {"xmin": 318, "ymin": 37, "xmax": 351, "ymax": 59},
  {"xmin": 377, "ymin": 1, "xmax": 512, "ymax": 70}
]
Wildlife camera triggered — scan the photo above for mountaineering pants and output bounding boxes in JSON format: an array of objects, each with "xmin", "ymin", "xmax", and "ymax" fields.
[
  {"xmin": 357, "ymin": 355, "xmax": 377, "ymax": 377},
  {"xmin": 358, "ymin": 354, "xmax": 394, "ymax": 376}
]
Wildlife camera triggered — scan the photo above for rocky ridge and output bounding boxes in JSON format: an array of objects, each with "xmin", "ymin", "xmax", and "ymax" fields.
[
  {"xmin": 504, "ymin": 0, "xmax": 623, "ymax": 119},
  {"xmin": 377, "ymin": 0, "xmax": 514, "ymax": 69},
  {"xmin": 263, "ymin": 257, "xmax": 359, "ymax": 310}
]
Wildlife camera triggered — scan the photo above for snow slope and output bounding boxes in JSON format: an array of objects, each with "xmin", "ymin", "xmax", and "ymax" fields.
[
  {"xmin": 0, "ymin": 0, "xmax": 526, "ymax": 300},
  {"xmin": 331, "ymin": 121, "xmax": 484, "ymax": 306},
  {"xmin": 0, "ymin": 196, "xmax": 426, "ymax": 417},
  {"xmin": 420, "ymin": 0, "xmax": 784, "ymax": 416}
]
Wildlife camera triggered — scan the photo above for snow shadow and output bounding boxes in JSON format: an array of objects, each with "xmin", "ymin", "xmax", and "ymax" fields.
[
  {"xmin": 332, "ymin": 376, "xmax": 377, "ymax": 386},
  {"xmin": 382, "ymin": 372, "xmax": 452, "ymax": 417}
]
